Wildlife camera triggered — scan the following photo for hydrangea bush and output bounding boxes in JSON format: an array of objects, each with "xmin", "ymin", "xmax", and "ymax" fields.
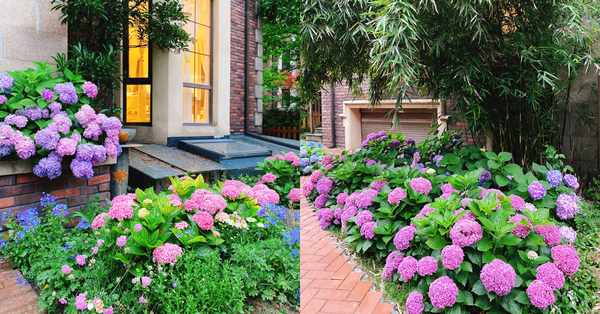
[
  {"xmin": 301, "ymin": 130, "xmax": 589, "ymax": 313},
  {"xmin": 0, "ymin": 62, "xmax": 122, "ymax": 180},
  {"xmin": 256, "ymin": 151, "xmax": 301, "ymax": 208},
  {"xmin": 299, "ymin": 141, "xmax": 333, "ymax": 173}
]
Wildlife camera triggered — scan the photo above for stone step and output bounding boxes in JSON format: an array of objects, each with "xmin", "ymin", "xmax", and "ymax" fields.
[
  {"xmin": 314, "ymin": 127, "xmax": 323, "ymax": 134},
  {"xmin": 305, "ymin": 134, "xmax": 323, "ymax": 142}
]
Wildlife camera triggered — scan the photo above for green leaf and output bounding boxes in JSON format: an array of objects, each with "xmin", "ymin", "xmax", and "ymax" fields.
[
  {"xmin": 426, "ymin": 236, "xmax": 448, "ymax": 250},
  {"xmin": 497, "ymin": 152, "xmax": 513, "ymax": 163},
  {"xmin": 499, "ymin": 295, "xmax": 520, "ymax": 313},
  {"xmin": 461, "ymin": 261, "xmax": 473, "ymax": 272},
  {"xmin": 514, "ymin": 290, "xmax": 530, "ymax": 304},
  {"xmin": 532, "ymin": 163, "xmax": 548, "ymax": 175},
  {"xmin": 475, "ymin": 296, "xmax": 492, "ymax": 310},
  {"xmin": 482, "ymin": 251, "xmax": 495, "ymax": 263},
  {"xmin": 456, "ymin": 270, "xmax": 469, "ymax": 286},
  {"xmin": 477, "ymin": 238, "xmax": 493, "ymax": 251},
  {"xmin": 472, "ymin": 280, "xmax": 487, "ymax": 295},
  {"xmin": 495, "ymin": 175, "xmax": 509, "ymax": 187},
  {"xmin": 196, "ymin": 246, "xmax": 213, "ymax": 257},
  {"xmin": 18, "ymin": 98, "xmax": 37, "ymax": 107},
  {"xmin": 503, "ymin": 163, "xmax": 523, "ymax": 175},
  {"xmin": 114, "ymin": 253, "xmax": 132, "ymax": 264},
  {"xmin": 129, "ymin": 263, "xmax": 144, "ymax": 277},
  {"xmin": 498, "ymin": 234, "xmax": 522, "ymax": 247}
]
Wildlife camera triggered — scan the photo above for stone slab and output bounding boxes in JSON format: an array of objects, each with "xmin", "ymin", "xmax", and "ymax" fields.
[
  {"xmin": 129, "ymin": 149, "xmax": 185, "ymax": 180},
  {"xmin": 133, "ymin": 144, "xmax": 224, "ymax": 174}
]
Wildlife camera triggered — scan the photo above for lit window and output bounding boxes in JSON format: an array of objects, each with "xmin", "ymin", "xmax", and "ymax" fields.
[
  {"xmin": 183, "ymin": 0, "xmax": 211, "ymax": 124},
  {"xmin": 124, "ymin": 0, "xmax": 152, "ymax": 124}
]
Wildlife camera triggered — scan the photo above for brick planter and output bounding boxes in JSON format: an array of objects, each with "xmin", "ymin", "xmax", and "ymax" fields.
[{"xmin": 0, "ymin": 159, "xmax": 116, "ymax": 228}]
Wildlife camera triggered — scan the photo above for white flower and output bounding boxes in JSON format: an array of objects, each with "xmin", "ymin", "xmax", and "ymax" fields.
[
  {"xmin": 426, "ymin": 168, "xmax": 436, "ymax": 175},
  {"xmin": 247, "ymin": 217, "xmax": 256, "ymax": 222},
  {"xmin": 148, "ymin": 266, "xmax": 153, "ymax": 270},
  {"xmin": 116, "ymin": 277, "xmax": 121, "ymax": 283},
  {"xmin": 87, "ymin": 302, "xmax": 94, "ymax": 310},
  {"xmin": 257, "ymin": 223, "xmax": 265, "ymax": 228},
  {"xmin": 143, "ymin": 199, "xmax": 153, "ymax": 204},
  {"xmin": 527, "ymin": 251, "xmax": 538, "ymax": 260},
  {"xmin": 68, "ymin": 274, "xmax": 74, "ymax": 280},
  {"xmin": 90, "ymin": 258, "xmax": 96, "ymax": 265},
  {"xmin": 52, "ymin": 291, "xmax": 56, "ymax": 297},
  {"xmin": 124, "ymin": 247, "xmax": 130, "ymax": 253},
  {"xmin": 117, "ymin": 222, "xmax": 122, "ymax": 228}
]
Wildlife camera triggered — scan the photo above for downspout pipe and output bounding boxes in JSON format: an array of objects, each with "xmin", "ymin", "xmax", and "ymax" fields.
[
  {"xmin": 244, "ymin": 0, "xmax": 250, "ymax": 134},
  {"xmin": 330, "ymin": 81, "xmax": 336, "ymax": 148}
]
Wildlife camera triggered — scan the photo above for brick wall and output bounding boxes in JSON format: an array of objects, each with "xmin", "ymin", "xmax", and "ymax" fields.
[
  {"xmin": 321, "ymin": 83, "xmax": 353, "ymax": 148},
  {"xmin": 0, "ymin": 166, "xmax": 111, "ymax": 228},
  {"xmin": 230, "ymin": 0, "xmax": 258, "ymax": 133}
]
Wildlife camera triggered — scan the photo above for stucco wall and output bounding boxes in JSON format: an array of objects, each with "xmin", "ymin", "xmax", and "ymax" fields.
[{"xmin": 0, "ymin": 0, "xmax": 67, "ymax": 73}]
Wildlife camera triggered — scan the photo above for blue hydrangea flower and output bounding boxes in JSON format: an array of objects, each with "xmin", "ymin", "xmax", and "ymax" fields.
[
  {"xmin": 301, "ymin": 158, "xmax": 309, "ymax": 167},
  {"xmin": 479, "ymin": 168, "xmax": 491, "ymax": 182},
  {"xmin": 546, "ymin": 170, "xmax": 562, "ymax": 188},
  {"xmin": 304, "ymin": 166, "xmax": 313, "ymax": 173},
  {"xmin": 76, "ymin": 219, "xmax": 90, "ymax": 229},
  {"xmin": 300, "ymin": 150, "xmax": 307, "ymax": 157},
  {"xmin": 310, "ymin": 155, "xmax": 319, "ymax": 163}
]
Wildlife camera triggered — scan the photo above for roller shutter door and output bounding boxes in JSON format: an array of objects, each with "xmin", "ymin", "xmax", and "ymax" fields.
[{"xmin": 360, "ymin": 108, "xmax": 436, "ymax": 143}]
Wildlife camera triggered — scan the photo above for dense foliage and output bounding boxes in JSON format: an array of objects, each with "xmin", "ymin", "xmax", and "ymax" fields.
[
  {"xmin": 263, "ymin": 106, "xmax": 303, "ymax": 128},
  {"xmin": 0, "ymin": 170, "xmax": 299, "ymax": 313},
  {"xmin": 299, "ymin": 0, "xmax": 600, "ymax": 165},
  {"xmin": 0, "ymin": 63, "xmax": 122, "ymax": 179},
  {"xmin": 301, "ymin": 131, "xmax": 597, "ymax": 313},
  {"xmin": 256, "ymin": 152, "xmax": 302, "ymax": 209}
]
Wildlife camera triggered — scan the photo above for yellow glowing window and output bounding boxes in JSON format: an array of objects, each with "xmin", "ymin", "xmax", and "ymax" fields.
[
  {"xmin": 124, "ymin": 0, "xmax": 152, "ymax": 124},
  {"xmin": 183, "ymin": 0, "xmax": 211, "ymax": 124}
]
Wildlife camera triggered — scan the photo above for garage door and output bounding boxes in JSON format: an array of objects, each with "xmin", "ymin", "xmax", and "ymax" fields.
[{"xmin": 360, "ymin": 108, "xmax": 437, "ymax": 143}]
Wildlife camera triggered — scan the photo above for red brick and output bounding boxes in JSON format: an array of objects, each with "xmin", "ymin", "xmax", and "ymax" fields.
[
  {"xmin": 0, "ymin": 176, "xmax": 15, "ymax": 186},
  {"xmin": 313, "ymin": 289, "xmax": 350, "ymax": 301},
  {"xmin": 0, "ymin": 184, "xmax": 36, "ymax": 198},
  {"xmin": 373, "ymin": 303, "xmax": 394, "ymax": 314},
  {"xmin": 303, "ymin": 271, "xmax": 336, "ymax": 279},
  {"xmin": 69, "ymin": 196, "xmax": 88, "ymax": 207},
  {"xmin": 99, "ymin": 166, "xmax": 110, "ymax": 174},
  {"xmin": 355, "ymin": 291, "xmax": 383, "ymax": 314},
  {"xmin": 0, "ymin": 197, "xmax": 14, "ymax": 209},
  {"xmin": 94, "ymin": 192, "xmax": 110, "ymax": 202},
  {"xmin": 301, "ymin": 298, "xmax": 326, "ymax": 314},
  {"xmin": 36, "ymin": 179, "xmax": 68, "ymax": 192},
  {"xmin": 68, "ymin": 178, "xmax": 87, "ymax": 187},
  {"xmin": 346, "ymin": 281, "xmax": 373, "ymax": 302},
  {"xmin": 51, "ymin": 188, "xmax": 80, "ymax": 199},
  {"xmin": 15, "ymin": 193, "xmax": 43, "ymax": 206},
  {"xmin": 81, "ymin": 185, "xmax": 98, "ymax": 195},
  {"xmin": 301, "ymin": 262, "xmax": 330, "ymax": 271},
  {"xmin": 338, "ymin": 272, "xmax": 363, "ymax": 290},
  {"xmin": 300, "ymin": 278, "xmax": 313, "ymax": 292},
  {"xmin": 88, "ymin": 174, "xmax": 110, "ymax": 186},
  {"xmin": 16, "ymin": 173, "xmax": 47, "ymax": 184},
  {"xmin": 300, "ymin": 254, "xmax": 323, "ymax": 264},
  {"xmin": 320, "ymin": 300, "xmax": 360, "ymax": 314},
  {"xmin": 325, "ymin": 256, "xmax": 350, "ymax": 271},
  {"xmin": 306, "ymin": 279, "xmax": 343, "ymax": 290},
  {"xmin": 300, "ymin": 288, "xmax": 319, "ymax": 310},
  {"xmin": 315, "ymin": 244, "xmax": 336, "ymax": 256},
  {"xmin": 320, "ymin": 249, "xmax": 343, "ymax": 264},
  {"xmin": 98, "ymin": 182, "xmax": 110, "ymax": 192}
]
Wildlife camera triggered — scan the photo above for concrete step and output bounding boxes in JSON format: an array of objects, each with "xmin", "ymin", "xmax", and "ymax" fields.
[
  {"xmin": 314, "ymin": 127, "xmax": 323, "ymax": 134},
  {"xmin": 305, "ymin": 133, "xmax": 323, "ymax": 142}
]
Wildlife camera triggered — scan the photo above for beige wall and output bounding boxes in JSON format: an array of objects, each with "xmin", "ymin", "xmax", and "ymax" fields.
[
  {"xmin": 130, "ymin": 0, "xmax": 231, "ymax": 144},
  {"xmin": 0, "ymin": 0, "xmax": 67, "ymax": 73}
]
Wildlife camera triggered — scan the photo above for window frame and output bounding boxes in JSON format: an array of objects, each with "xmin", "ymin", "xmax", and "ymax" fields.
[
  {"xmin": 182, "ymin": 0, "xmax": 213, "ymax": 126},
  {"xmin": 123, "ymin": 0, "xmax": 153, "ymax": 126}
]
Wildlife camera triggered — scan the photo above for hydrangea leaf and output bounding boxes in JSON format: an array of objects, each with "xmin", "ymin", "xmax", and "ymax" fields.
[{"xmin": 472, "ymin": 280, "xmax": 487, "ymax": 296}]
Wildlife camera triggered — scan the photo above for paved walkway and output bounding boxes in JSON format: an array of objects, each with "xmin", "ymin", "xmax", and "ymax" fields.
[
  {"xmin": 300, "ymin": 195, "xmax": 394, "ymax": 314},
  {"xmin": 0, "ymin": 260, "xmax": 40, "ymax": 314}
]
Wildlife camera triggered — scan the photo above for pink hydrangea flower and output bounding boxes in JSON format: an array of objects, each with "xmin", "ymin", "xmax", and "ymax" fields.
[
  {"xmin": 262, "ymin": 173, "xmax": 277, "ymax": 183},
  {"xmin": 97, "ymin": 239, "xmax": 104, "ymax": 247},
  {"xmin": 441, "ymin": 245, "xmax": 464, "ymax": 270},
  {"xmin": 58, "ymin": 298, "xmax": 67, "ymax": 304},
  {"xmin": 527, "ymin": 280, "xmax": 555, "ymax": 309},
  {"xmin": 355, "ymin": 189, "xmax": 378, "ymax": 209},
  {"xmin": 221, "ymin": 185, "xmax": 241, "ymax": 199},
  {"xmin": 92, "ymin": 246, "xmax": 98, "ymax": 254},
  {"xmin": 341, "ymin": 205, "xmax": 357, "ymax": 223},
  {"xmin": 388, "ymin": 188, "xmax": 407, "ymax": 205},
  {"xmin": 116, "ymin": 235, "xmax": 127, "ymax": 247},
  {"xmin": 551, "ymin": 245, "xmax": 580, "ymax": 276},
  {"xmin": 536, "ymin": 263, "xmax": 564, "ymax": 290},
  {"xmin": 360, "ymin": 221, "xmax": 377, "ymax": 239},
  {"xmin": 449, "ymin": 220, "xmax": 483, "ymax": 247},
  {"xmin": 397, "ymin": 256, "xmax": 417, "ymax": 282},
  {"xmin": 316, "ymin": 207, "xmax": 334, "ymax": 229},
  {"xmin": 75, "ymin": 293, "xmax": 87, "ymax": 310},
  {"xmin": 193, "ymin": 211, "xmax": 214, "ymax": 230},
  {"xmin": 301, "ymin": 181, "xmax": 314, "ymax": 197},
  {"xmin": 152, "ymin": 243, "xmax": 184, "ymax": 264},
  {"xmin": 92, "ymin": 212, "xmax": 109, "ymax": 230},
  {"xmin": 309, "ymin": 170, "xmax": 323, "ymax": 183},
  {"xmin": 406, "ymin": 291, "xmax": 424, "ymax": 314},
  {"xmin": 108, "ymin": 194, "xmax": 136, "ymax": 221},
  {"xmin": 167, "ymin": 194, "xmax": 182, "ymax": 207},
  {"xmin": 416, "ymin": 256, "xmax": 438, "ymax": 276},
  {"xmin": 382, "ymin": 251, "xmax": 403, "ymax": 281},
  {"xmin": 139, "ymin": 297, "xmax": 146, "ymax": 303},
  {"xmin": 337, "ymin": 193, "xmax": 349, "ymax": 206},
  {"xmin": 394, "ymin": 226, "xmax": 416, "ymax": 250},
  {"xmin": 481, "ymin": 259, "xmax": 516, "ymax": 296},
  {"xmin": 410, "ymin": 178, "xmax": 432, "ymax": 195},
  {"xmin": 134, "ymin": 224, "xmax": 142, "ymax": 232},
  {"xmin": 509, "ymin": 194, "xmax": 526, "ymax": 211},
  {"xmin": 104, "ymin": 307, "xmax": 114, "ymax": 314},
  {"xmin": 508, "ymin": 214, "xmax": 532, "ymax": 238},
  {"xmin": 354, "ymin": 210, "xmax": 373, "ymax": 226},
  {"xmin": 174, "ymin": 221, "xmax": 189, "ymax": 229},
  {"xmin": 76, "ymin": 255, "xmax": 85, "ymax": 266},
  {"xmin": 535, "ymin": 225, "xmax": 562, "ymax": 247},
  {"xmin": 82, "ymin": 82, "xmax": 98, "ymax": 98},
  {"xmin": 288, "ymin": 188, "xmax": 301, "ymax": 202},
  {"xmin": 415, "ymin": 204, "xmax": 435, "ymax": 219},
  {"xmin": 215, "ymin": 211, "xmax": 230, "ymax": 222},
  {"xmin": 441, "ymin": 183, "xmax": 458, "ymax": 194},
  {"xmin": 428, "ymin": 276, "xmax": 458, "ymax": 309},
  {"xmin": 62, "ymin": 265, "xmax": 71, "ymax": 274}
]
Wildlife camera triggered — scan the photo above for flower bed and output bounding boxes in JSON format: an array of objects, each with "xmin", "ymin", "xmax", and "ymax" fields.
[
  {"xmin": 0, "ymin": 169, "xmax": 299, "ymax": 313},
  {"xmin": 0, "ymin": 63, "xmax": 122, "ymax": 180},
  {"xmin": 300, "ymin": 131, "xmax": 596, "ymax": 313}
]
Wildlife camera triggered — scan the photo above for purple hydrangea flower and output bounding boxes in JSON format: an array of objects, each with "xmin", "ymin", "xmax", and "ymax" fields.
[
  {"xmin": 337, "ymin": 193, "xmax": 349, "ymax": 206},
  {"xmin": 528, "ymin": 181, "xmax": 547, "ymax": 200},
  {"xmin": 12, "ymin": 132, "xmax": 36, "ymax": 159},
  {"xmin": 300, "ymin": 158, "xmax": 309, "ymax": 167},
  {"xmin": 54, "ymin": 82, "xmax": 78, "ymax": 104},
  {"xmin": 49, "ymin": 112, "xmax": 72, "ymax": 134},
  {"xmin": 316, "ymin": 177, "xmax": 334, "ymax": 195},
  {"xmin": 82, "ymin": 82, "xmax": 98, "ymax": 98},
  {"xmin": 481, "ymin": 259, "xmax": 516, "ymax": 296},
  {"xmin": 555, "ymin": 193, "xmax": 580, "ymax": 220},
  {"xmin": 314, "ymin": 194, "xmax": 330, "ymax": 209},
  {"xmin": 303, "ymin": 166, "xmax": 313, "ymax": 173},
  {"xmin": 527, "ymin": 280, "xmax": 555, "ymax": 309},
  {"xmin": 409, "ymin": 178, "xmax": 432, "ymax": 194},
  {"xmin": 535, "ymin": 225, "xmax": 562, "ymax": 247},
  {"xmin": 355, "ymin": 189, "xmax": 378, "ymax": 209},
  {"xmin": 397, "ymin": 256, "xmax": 417, "ymax": 282},
  {"xmin": 563, "ymin": 174, "xmax": 579, "ymax": 190},
  {"xmin": 70, "ymin": 159, "xmax": 94, "ymax": 179},
  {"xmin": 371, "ymin": 180, "xmax": 388, "ymax": 192},
  {"xmin": 361, "ymin": 140, "xmax": 369, "ymax": 148},
  {"xmin": 389, "ymin": 139, "xmax": 400, "ymax": 148},
  {"xmin": 479, "ymin": 168, "xmax": 491, "ymax": 183},
  {"xmin": 394, "ymin": 225, "xmax": 416, "ymax": 250},
  {"xmin": 0, "ymin": 95, "xmax": 7, "ymax": 105},
  {"xmin": 76, "ymin": 144, "xmax": 95, "ymax": 161},
  {"xmin": 366, "ymin": 133, "xmax": 379, "ymax": 141},
  {"xmin": 415, "ymin": 204, "xmax": 435, "ymax": 218},
  {"xmin": 382, "ymin": 251, "xmax": 403, "ymax": 281},
  {"xmin": 405, "ymin": 138, "xmax": 415, "ymax": 145},
  {"xmin": 546, "ymin": 170, "xmax": 562, "ymax": 188},
  {"xmin": 360, "ymin": 221, "xmax": 377, "ymax": 239},
  {"xmin": 0, "ymin": 143, "xmax": 13, "ymax": 157},
  {"xmin": 551, "ymin": 245, "xmax": 580, "ymax": 276},
  {"xmin": 83, "ymin": 122, "xmax": 103, "ymax": 141},
  {"xmin": 300, "ymin": 150, "xmax": 307, "ymax": 157},
  {"xmin": 0, "ymin": 73, "xmax": 14, "ymax": 91},
  {"xmin": 441, "ymin": 245, "xmax": 464, "ymax": 270},
  {"xmin": 5, "ymin": 114, "xmax": 28, "ymax": 128},
  {"xmin": 24, "ymin": 107, "xmax": 43, "ymax": 121},
  {"xmin": 428, "ymin": 276, "xmax": 458, "ymax": 309},
  {"xmin": 56, "ymin": 138, "xmax": 77, "ymax": 156},
  {"xmin": 34, "ymin": 128, "xmax": 60, "ymax": 150},
  {"xmin": 91, "ymin": 145, "xmax": 107, "ymax": 166},
  {"xmin": 341, "ymin": 205, "xmax": 357, "ymax": 223},
  {"xmin": 310, "ymin": 155, "xmax": 319, "ymax": 163},
  {"xmin": 536, "ymin": 262, "xmax": 564, "ymax": 290},
  {"xmin": 508, "ymin": 214, "xmax": 532, "ymax": 238},
  {"xmin": 48, "ymin": 102, "xmax": 61, "ymax": 113},
  {"xmin": 416, "ymin": 256, "xmax": 438, "ymax": 276},
  {"xmin": 509, "ymin": 194, "xmax": 525, "ymax": 211},
  {"xmin": 42, "ymin": 89, "xmax": 54, "ymax": 101},
  {"xmin": 433, "ymin": 155, "xmax": 445, "ymax": 167},
  {"xmin": 405, "ymin": 291, "xmax": 424, "ymax": 314},
  {"xmin": 33, "ymin": 152, "xmax": 62, "ymax": 179},
  {"xmin": 315, "ymin": 207, "xmax": 334, "ymax": 229},
  {"xmin": 559, "ymin": 226, "xmax": 577, "ymax": 244}
]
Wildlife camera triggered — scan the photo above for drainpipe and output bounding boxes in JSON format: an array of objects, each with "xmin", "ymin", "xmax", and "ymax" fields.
[
  {"xmin": 330, "ymin": 81, "xmax": 336, "ymax": 148},
  {"xmin": 244, "ymin": 0, "xmax": 250, "ymax": 133}
]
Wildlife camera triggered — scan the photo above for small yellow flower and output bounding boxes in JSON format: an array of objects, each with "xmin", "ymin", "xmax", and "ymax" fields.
[
  {"xmin": 43, "ymin": 284, "xmax": 49, "ymax": 290},
  {"xmin": 426, "ymin": 168, "xmax": 436, "ymax": 175}
]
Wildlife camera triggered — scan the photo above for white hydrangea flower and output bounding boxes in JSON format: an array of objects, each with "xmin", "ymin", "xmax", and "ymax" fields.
[{"xmin": 527, "ymin": 251, "xmax": 538, "ymax": 260}]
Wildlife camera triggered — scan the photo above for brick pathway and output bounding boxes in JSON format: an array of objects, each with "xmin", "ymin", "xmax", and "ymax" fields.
[
  {"xmin": 300, "ymin": 196, "xmax": 394, "ymax": 314},
  {"xmin": 0, "ymin": 260, "xmax": 41, "ymax": 314}
]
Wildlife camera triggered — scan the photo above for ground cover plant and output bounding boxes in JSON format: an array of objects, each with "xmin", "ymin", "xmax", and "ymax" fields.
[
  {"xmin": 0, "ymin": 171, "xmax": 299, "ymax": 313},
  {"xmin": 0, "ymin": 63, "xmax": 122, "ymax": 179},
  {"xmin": 301, "ymin": 130, "xmax": 597, "ymax": 313}
]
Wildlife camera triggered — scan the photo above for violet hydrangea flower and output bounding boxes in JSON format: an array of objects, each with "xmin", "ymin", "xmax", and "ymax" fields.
[
  {"xmin": 433, "ymin": 155, "xmax": 445, "ymax": 167},
  {"xmin": 441, "ymin": 245, "xmax": 464, "ymax": 270},
  {"xmin": 360, "ymin": 221, "xmax": 377, "ymax": 239},
  {"xmin": 42, "ymin": 88, "xmax": 54, "ymax": 101},
  {"xmin": 34, "ymin": 128, "xmax": 60, "ymax": 150},
  {"xmin": 355, "ymin": 189, "xmax": 378, "ymax": 209},
  {"xmin": 33, "ymin": 152, "xmax": 62, "ymax": 179},
  {"xmin": 526, "ymin": 280, "xmax": 555, "ymax": 309},
  {"xmin": 528, "ymin": 181, "xmax": 547, "ymax": 200},
  {"xmin": 478, "ymin": 168, "xmax": 491, "ymax": 183},
  {"xmin": 316, "ymin": 177, "xmax": 334, "ymax": 195},
  {"xmin": 355, "ymin": 210, "xmax": 373, "ymax": 226},
  {"xmin": 416, "ymin": 256, "xmax": 438, "ymax": 276},
  {"xmin": 389, "ymin": 139, "xmax": 400, "ymax": 148},
  {"xmin": 405, "ymin": 291, "xmax": 424, "ymax": 314},
  {"xmin": 316, "ymin": 207, "xmax": 334, "ymax": 229},
  {"xmin": 559, "ymin": 226, "xmax": 577, "ymax": 244},
  {"xmin": 314, "ymin": 194, "xmax": 330, "ymax": 209},
  {"xmin": 449, "ymin": 220, "xmax": 483, "ymax": 247},
  {"xmin": 54, "ymin": 82, "xmax": 78, "ymax": 104},
  {"xmin": 536, "ymin": 262, "xmax": 564, "ymax": 290},
  {"xmin": 481, "ymin": 259, "xmax": 516, "ymax": 296},
  {"xmin": 563, "ymin": 174, "xmax": 579, "ymax": 190},
  {"xmin": 546, "ymin": 170, "xmax": 562, "ymax": 188},
  {"xmin": 82, "ymin": 82, "xmax": 98, "ymax": 98},
  {"xmin": 508, "ymin": 214, "xmax": 532, "ymax": 238},
  {"xmin": 555, "ymin": 193, "xmax": 580, "ymax": 220},
  {"xmin": 397, "ymin": 256, "xmax": 417, "ymax": 281},
  {"xmin": 405, "ymin": 138, "xmax": 415, "ymax": 145},
  {"xmin": 394, "ymin": 225, "xmax": 416, "ymax": 250},
  {"xmin": 382, "ymin": 251, "xmax": 403, "ymax": 281}
]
